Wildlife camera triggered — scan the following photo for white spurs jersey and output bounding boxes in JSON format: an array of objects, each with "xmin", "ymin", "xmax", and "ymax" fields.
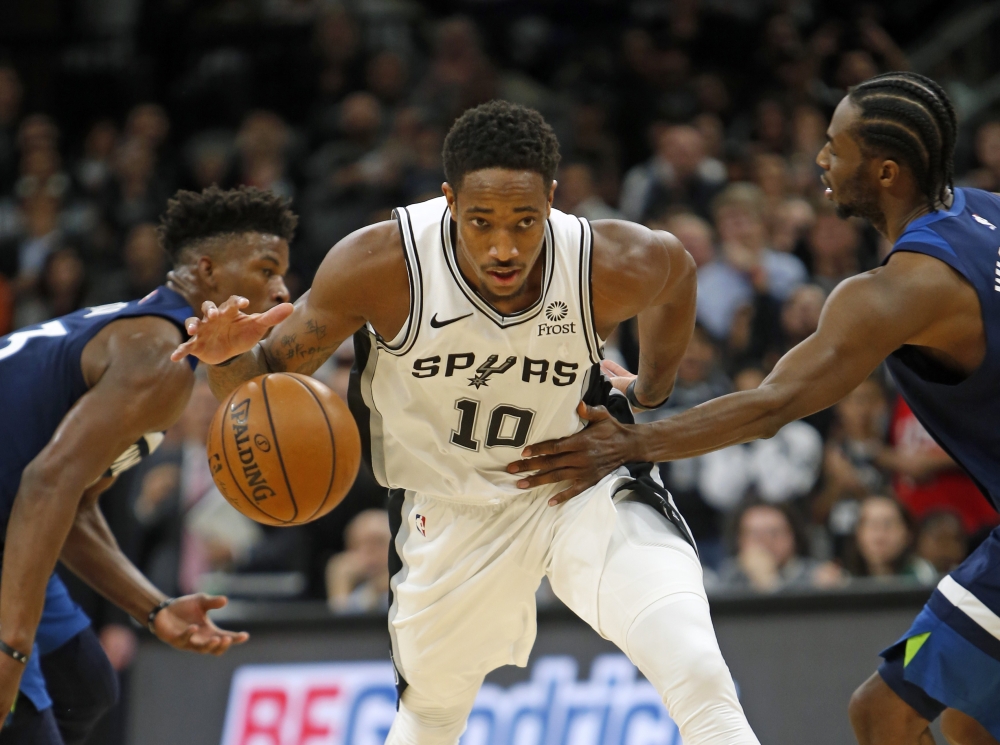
[{"xmin": 349, "ymin": 196, "xmax": 605, "ymax": 504}]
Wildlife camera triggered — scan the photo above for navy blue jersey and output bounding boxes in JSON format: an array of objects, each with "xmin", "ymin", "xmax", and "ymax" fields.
[
  {"xmin": 883, "ymin": 187, "xmax": 1000, "ymax": 512},
  {"xmin": 0, "ymin": 286, "xmax": 196, "ymax": 529}
]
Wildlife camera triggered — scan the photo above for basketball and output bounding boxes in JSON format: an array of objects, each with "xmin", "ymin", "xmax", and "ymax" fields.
[{"xmin": 206, "ymin": 373, "xmax": 361, "ymax": 526}]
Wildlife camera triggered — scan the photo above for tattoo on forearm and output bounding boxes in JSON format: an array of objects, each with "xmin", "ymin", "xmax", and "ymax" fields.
[
  {"xmin": 305, "ymin": 319, "xmax": 327, "ymax": 340},
  {"xmin": 269, "ymin": 318, "xmax": 339, "ymax": 374}
]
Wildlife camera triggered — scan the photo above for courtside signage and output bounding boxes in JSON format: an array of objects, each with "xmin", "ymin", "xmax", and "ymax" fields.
[{"xmin": 220, "ymin": 654, "xmax": 682, "ymax": 745}]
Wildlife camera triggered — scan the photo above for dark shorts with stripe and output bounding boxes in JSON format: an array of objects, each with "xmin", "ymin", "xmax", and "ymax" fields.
[{"xmin": 878, "ymin": 527, "xmax": 1000, "ymax": 738}]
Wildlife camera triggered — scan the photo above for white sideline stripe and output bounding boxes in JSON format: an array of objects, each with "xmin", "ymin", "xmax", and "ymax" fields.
[{"xmin": 937, "ymin": 575, "xmax": 1000, "ymax": 642}]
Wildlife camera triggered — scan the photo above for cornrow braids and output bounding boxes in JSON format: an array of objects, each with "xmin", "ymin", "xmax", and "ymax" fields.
[{"xmin": 848, "ymin": 72, "xmax": 957, "ymax": 211}]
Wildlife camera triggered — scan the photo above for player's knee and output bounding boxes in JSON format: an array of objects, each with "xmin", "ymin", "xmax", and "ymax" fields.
[
  {"xmin": 849, "ymin": 675, "xmax": 886, "ymax": 742},
  {"xmin": 387, "ymin": 694, "xmax": 472, "ymax": 745}
]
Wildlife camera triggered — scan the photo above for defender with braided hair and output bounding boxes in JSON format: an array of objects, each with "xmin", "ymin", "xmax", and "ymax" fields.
[{"xmin": 511, "ymin": 71, "xmax": 1000, "ymax": 745}]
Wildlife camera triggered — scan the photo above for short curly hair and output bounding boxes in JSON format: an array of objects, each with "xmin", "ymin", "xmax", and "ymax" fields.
[
  {"xmin": 158, "ymin": 186, "xmax": 298, "ymax": 264},
  {"xmin": 442, "ymin": 100, "xmax": 561, "ymax": 190}
]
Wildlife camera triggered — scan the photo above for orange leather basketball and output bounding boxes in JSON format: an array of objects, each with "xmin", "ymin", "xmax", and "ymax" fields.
[{"xmin": 207, "ymin": 373, "xmax": 361, "ymax": 526}]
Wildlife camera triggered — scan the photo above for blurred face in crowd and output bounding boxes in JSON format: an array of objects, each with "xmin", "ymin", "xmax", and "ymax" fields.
[
  {"xmin": 916, "ymin": 513, "xmax": 966, "ymax": 574},
  {"xmin": 834, "ymin": 378, "xmax": 885, "ymax": 440},
  {"xmin": 808, "ymin": 212, "xmax": 860, "ymax": 274},
  {"xmin": 734, "ymin": 367, "xmax": 765, "ymax": 392},
  {"xmin": 664, "ymin": 213, "xmax": 714, "ymax": 267},
  {"xmin": 443, "ymin": 169, "xmax": 554, "ymax": 308},
  {"xmin": 657, "ymin": 126, "xmax": 705, "ymax": 179},
  {"xmin": 975, "ymin": 121, "xmax": 1000, "ymax": 173},
  {"xmin": 126, "ymin": 104, "xmax": 170, "ymax": 150},
  {"xmin": 0, "ymin": 66, "xmax": 23, "ymax": 125},
  {"xmin": 771, "ymin": 198, "xmax": 815, "ymax": 253},
  {"xmin": 816, "ymin": 98, "xmax": 884, "ymax": 227},
  {"xmin": 346, "ymin": 510, "xmax": 392, "ymax": 580},
  {"xmin": 739, "ymin": 505, "xmax": 796, "ymax": 570},
  {"xmin": 554, "ymin": 163, "xmax": 595, "ymax": 212},
  {"xmin": 125, "ymin": 224, "xmax": 168, "ymax": 289},
  {"xmin": 781, "ymin": 284, "xmax": 826, "ymax": 344},
  {"xmin": 715, "ymin": 201, "xmax": 767, "ymax": 253},
  {"xmin": 340, "ymin": 93, "xmax": 383, "ymax": 145},
  {"xmin": 856, "ymin": 496, "xmax": 911, "ymax": 575},
  {"xmin": 677, "ymin": 326, "xmax": 717, "ymax": 385}
]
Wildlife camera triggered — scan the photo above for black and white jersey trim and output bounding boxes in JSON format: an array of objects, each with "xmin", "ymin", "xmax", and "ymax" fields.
[
  {"xmin": 577, "ymin": 217, "xmax": 602, "ymax": 365},
  {"xmin": 374, "ymin": 208, "xmax": 423, "ymax": 356}
]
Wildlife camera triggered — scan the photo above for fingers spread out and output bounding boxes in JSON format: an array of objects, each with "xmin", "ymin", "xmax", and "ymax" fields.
[
  {"xmin": 578, "ymin": 403, "xmax": 612, "ymax": 422},
  {"xmin": 256, "ymin": 302, "xmax": 295, "ymax": 328}
]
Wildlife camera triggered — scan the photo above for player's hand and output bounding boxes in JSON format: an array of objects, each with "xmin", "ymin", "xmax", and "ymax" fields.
[
  {"xmin": 0, "ymin": 653, "xmax": 25, "ymax": 725},
  {"xmin": 600, "ymin": 359, "xmax": 636, "ymax": 396},
  {"xmin": 152, "ymin": 594, "xmax": 250, "ymax": 656},
  {"xmin": 170, "ymin": 295, "xmax": 293, "ymax": 364},
  {"xmin": 508, "ymin": 401, "xmax": 638, "ymax": 506}
]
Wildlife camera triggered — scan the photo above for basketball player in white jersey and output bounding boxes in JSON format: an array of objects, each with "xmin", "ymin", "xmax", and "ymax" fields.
[{"xmin": 173, "ymin": 101, "xmax": 761, "ymax": 745}]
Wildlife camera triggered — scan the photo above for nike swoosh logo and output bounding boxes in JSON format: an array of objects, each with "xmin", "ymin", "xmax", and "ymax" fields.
[{"xmin": 430, "ymin": 313, "xmax": 473, "ymax": 328}]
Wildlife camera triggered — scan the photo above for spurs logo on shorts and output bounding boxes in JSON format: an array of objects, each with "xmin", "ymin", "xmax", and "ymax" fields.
[{"xmin": 349, "ymin": 196, "xmax": 602, "ymax": 503}]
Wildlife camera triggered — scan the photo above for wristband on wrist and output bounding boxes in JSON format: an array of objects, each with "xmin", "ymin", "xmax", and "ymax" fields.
[
  {"xmin": 0, "ymin": 639, "xmax": 28, "ymax": 665},
  {"xmin": 625, "ymin": 379, "xmax": 670, "ymax": 413},
  {"xmin": 147, "ymin": 598, "xmax": 175, "ymax": 634}
]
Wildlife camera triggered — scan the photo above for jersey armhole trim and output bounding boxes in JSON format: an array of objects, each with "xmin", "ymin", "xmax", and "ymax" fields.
[
  {"xmin": 888, "ymin": 240, "xmax": 972, "ymax": 287},
  {"xmin": 578, "ymin": 217, "xmax": 603, "ymax": 364},
  {"xmin": 375, "ymin": 208, "xmax": 423, "ymax": 356}
]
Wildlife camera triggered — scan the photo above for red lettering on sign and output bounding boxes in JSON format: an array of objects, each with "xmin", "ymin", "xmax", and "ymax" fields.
[
  {"xmin": 240, "ymin": 689, "xmax": 288, "ymax": 745},
  {"xmin": 297, "ymin": 686, "xmax": 341, "ymax": 744}
]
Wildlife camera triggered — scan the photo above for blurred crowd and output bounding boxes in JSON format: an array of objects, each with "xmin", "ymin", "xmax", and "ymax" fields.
[{"xmin": 2, "ymin": 1, "xmax": 999, "ymax": 709}]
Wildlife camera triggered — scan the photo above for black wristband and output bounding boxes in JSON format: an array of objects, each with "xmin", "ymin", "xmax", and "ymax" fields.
[
  {"xmin": 625, "ymin": 379, "xmax": 669, "ymax": 412},
  {"xmin": 0, "ymin": 639, "xmax": 28, "ymax": 665},
  {"xmin": 147, "ymin": 598, "xmax": 175, "ymax": 634}
]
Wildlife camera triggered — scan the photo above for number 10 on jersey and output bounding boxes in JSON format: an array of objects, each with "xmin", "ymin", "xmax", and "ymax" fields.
[{"xmin": 451, "ymin": 399, "xmax": 535, "ymax": 451}]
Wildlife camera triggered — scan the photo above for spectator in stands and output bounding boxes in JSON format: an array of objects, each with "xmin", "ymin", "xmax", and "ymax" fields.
[
  {"xmin": 662, "ymin": 212, "xmax": 715, "ymax": 269},
  {"xmin": 695, "ymin": 183, "xmax": 807, "ymax": 343},
  {"xmin": 696, "ymin": 366, "xmax": 823, "ymax": 512},
  {"xmin": 966, "ymin": 120, "xmax": 1000, "ymax": 192},
  {"xmin": 554, "ymin": 161, "xmax": 623, "ymax": 220},
  {"xmin": 814, "ymin": 377, "xmax": 889, "ymax": 531},
  {"xmin": 763, "ymin": 283, "xmax": 826, "ymax": 368},
  {"xmin": 844, "ymin": 496, "xmax": 936, "ymax": 584},
  {"xmin": 714, "ymin": 500, "xmax": 844, "ymax": 593},
  {"xmin": 0, "ymin": 65, "xmax": 23, "ymax": 192},
  {"xmin": 620, "ymin": 124, "xmax": 726, "ymax": 222},
  {"xmin": 327, "ymin": 509, "xmax": 392, "ymax": 614},
  {"xmin": 915, "ymin": 511, "xmax": 968, "ymax": 576},
  {"xmin": 75, "ymin": 120, "xmax": 118, "ymax": 197},
  {"xmin": 649, "ymin": 324, "xmax": 731, "ymax": 566},
  {"xmin": 878, "ymin": 395, "xmax": 998, "ymax": 536},
  {"xmin": 806, "ymin": 210, "xmax": 861, "ymax": 294},
  {"xmin": 234, "ymin": 110, "xmax": 295, "ymax": 199},
  {"xmin": 14, "ymin": 244, "xmax": 87, "ymax": 328},
  {"xmin": 89, "ymin": 223, "xmax": 168, "ymax": 304}
]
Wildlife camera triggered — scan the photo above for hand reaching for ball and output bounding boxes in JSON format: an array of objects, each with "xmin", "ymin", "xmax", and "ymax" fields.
[{"xmin": 171, "ymin": 295, "xmax": 293, "ymax": 364}]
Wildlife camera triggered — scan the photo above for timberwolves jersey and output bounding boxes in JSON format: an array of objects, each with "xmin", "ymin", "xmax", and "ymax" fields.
[
  {"xmin": 883, "ymin": 187, "xmax": 1000, "ymax": 512},
  {"xmin": 350, "ymin": 196, "xmax": 604, "ymax": 503},
  {"xmin": 0, "ymin": 285, "xmax": 194, "ymax": 711},
  {"xmin": 0, "ymin": 286, "xmax": 195, "ymax": 528}
]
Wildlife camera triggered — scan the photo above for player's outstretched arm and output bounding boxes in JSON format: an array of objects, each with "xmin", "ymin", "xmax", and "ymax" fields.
[
  {"xmin": 174, "ymin": 220, "xmax": 409, "ymax": 400},
  {"xmin": 590, "ymin": 220, "xmax": 697, "ymax": 406},
  {"xmin": 511, "ymin": 252, "xmax": 957, "ymax": 503},
  {"xmin": 0, "ymin": 318, "xmax": 193, "ymax": 713},
  {"xmin": 61, "ymin": 494, "xmax": 249, "ymax": 655}
]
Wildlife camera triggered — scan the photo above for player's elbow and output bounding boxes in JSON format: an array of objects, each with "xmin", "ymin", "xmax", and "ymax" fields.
[{"xmin": 18, "ymin": 458, "xmax": 87, "ymax": 512}]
